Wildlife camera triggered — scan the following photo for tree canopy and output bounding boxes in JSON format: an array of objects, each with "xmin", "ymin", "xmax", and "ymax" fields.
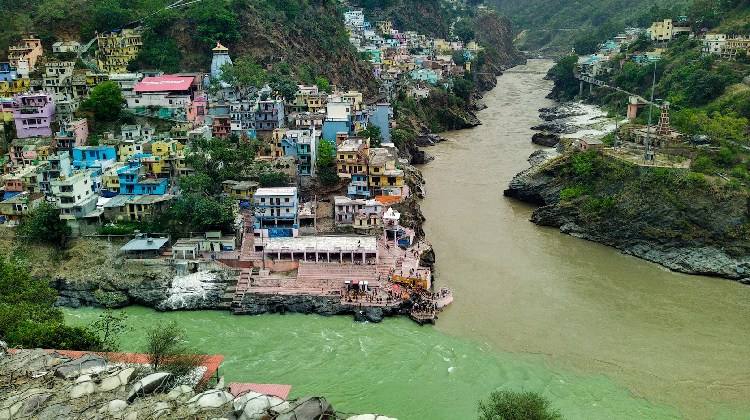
[
  {"xmin": 360, "ymin": 125, "xmax": 384, "ymax": 148},
  {"xmin": 16, "ymin": 202, "xmax": 71, "ymax": 248},
  {"xmin": 478, "ymin": 390, "xmax": 562, "ymax": 420},
  {"xmin": 0, "ymin": 257, "xmax": 102, "ymax": 350},
  {"xmin": 79, "ymin": 81, "xmax": 123, "ymax": 123}
]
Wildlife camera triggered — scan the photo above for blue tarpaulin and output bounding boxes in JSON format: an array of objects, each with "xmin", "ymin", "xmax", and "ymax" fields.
[{"xmin": 2, "ymin": 191, "xmax": 21, "ymax": 200}]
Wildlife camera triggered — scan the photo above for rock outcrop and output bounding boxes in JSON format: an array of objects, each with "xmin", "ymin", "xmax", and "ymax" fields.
[
  {"xmin": 1, "ymin": 350, "xmax": 398, "ymax": 419},
  {"xmin": 504, "ymin": 150, "xmax": 750, "ymax": 284}
]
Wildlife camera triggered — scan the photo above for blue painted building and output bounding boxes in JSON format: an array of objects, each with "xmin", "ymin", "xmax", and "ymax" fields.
[
  {"xmin": 369, "ymin": 103, "xmax": 392, "ymax": 144},
  {"xmin": 348, "ymin": 174, "xmax": 371, "ymax": 198},
  {"xmin": 117, "ymin": 159, "xmax": 168, "ymax": 195},
  {"xmin": 72, "ymin": 146, "xmax": 117, "ymax": 171},
  {"xmin": 0, "ymin": 62, "xmax": 18, "ymax": 83}
]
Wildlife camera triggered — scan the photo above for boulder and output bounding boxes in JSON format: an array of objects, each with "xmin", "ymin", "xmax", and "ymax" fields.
[
  {"xmin": 151, "ymin": 401, "xmax": 171, "ymax": 418},
  {"xmin": 37, "ymin": 404, "xmax": 72, "ymax": 420},
  {"xmin": 19, "ymin": 392, "xmax": 52, "ymax": 416},
  {"xmin": 99, "ymin": 400, "xmax": 128, "ymax": 415},
  {"xmin": 166, "ymin": 385, "xmax": 195, "ymax": 402},
  {"xmin": 98, "ymin": 367, "xmax": 137, "ymax": 392},
  {"xmin": 70, "ymin": 380, "xmax": 96, "ymax": 399},
  {"xmin": 186, "ymin": 390, "xmax": 234, "ymax": 412},
  {"xmin": 54, "ymin": 354, "xmax": 108, "ymax": 379},
  {"xmin": 276, "ymin": 397, "xmax": 335, "ymax": 420},
  {"xmin": 233, "ymin": 392, "xmax": 273, "ymax": 420},
  {"xmin": 127, "ymin": 372, "xmax": 173, "ymax": 403}
]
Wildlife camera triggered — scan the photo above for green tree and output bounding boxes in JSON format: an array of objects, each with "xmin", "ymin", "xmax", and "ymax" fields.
[
  {"xmin": 186, "ymin": 2, "xmax": 241, "ymax": 45},
  {"xmin": 269, "ymin": 73, "xmax": 299, "ymax": 101},
  {"xmin": 453, "ymin": 18, "xmax": 476, "ymax": 43},
  {"xmin": 88, "ymin": 309, "xmax": 130, "ymax": 353},
  {"xmin": 79, "ymin": 81, "xmax": 123, "ymax": 123},
  {"xmin": 317, "ymin": 139, "xmax": 336, "ymax": 168},
  {"xmin": 548, "ymin": 54, "xmax": 580, "ymax": 99},
  {"xmin": 259, "ymin": 171, "xmax": 290, "ymax": 187},
  {"xmin": 314, "ymin": 76, "xmax": 333, "ymax": 94},
  {"xmin": 360, "ymin": 125, "xmax": 384, "ymax": 148},
  {"xmin": 17, "ymin": 202, "xmax": 71, "ymax": 248},
  {"xmin": 183, "ymin": 137, "xmax": 257, "ymax": 197},
  {"xmin": 478, "ymin": 390, "xmax": 562, "ymax": 420},
  {"xmin": 221, "ymin": 55, "xmax": 269, "ymax": 92},
  {"xmin": 129, "ymin": 31, "xmax": 182, "ymax": 73},
  {"xmin": 144, "ymin": 320, "xmax": 206, "ymax": 377},
  {"xmin": 0, "ymin": 258, "xmax": 102, "ymax": 350}
]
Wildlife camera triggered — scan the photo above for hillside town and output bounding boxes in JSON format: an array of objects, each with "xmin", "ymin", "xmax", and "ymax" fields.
[
  {"xmin": 554, "ymin": 14, "xmax": 750, "ymax": 167},
  {"xmin": 0, "ymin": 8, "xmax": 473, "ymax": 324}
]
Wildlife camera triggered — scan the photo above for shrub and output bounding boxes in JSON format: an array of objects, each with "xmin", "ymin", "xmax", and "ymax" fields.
[{"xmin": 478, "ymin": 390, "xmax": 562, "ymax": 420}]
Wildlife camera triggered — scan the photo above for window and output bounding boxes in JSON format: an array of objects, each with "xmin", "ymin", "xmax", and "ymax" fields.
[{"xmin": 284, "ymin": 198, "xmax": 289, "ymax": 203}]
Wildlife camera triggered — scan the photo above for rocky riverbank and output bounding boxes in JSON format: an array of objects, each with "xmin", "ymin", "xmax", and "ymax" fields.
[
  {"xmin": 504, "ymin": 150, "xmax": 750, "ymax": 284},
  {"xmin": 1, "ymin": 347, "xmax": 396, "ymax": 420}
]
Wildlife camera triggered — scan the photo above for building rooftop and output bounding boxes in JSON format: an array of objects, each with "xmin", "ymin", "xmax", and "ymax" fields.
[
  {"xmin": 255, "ymin": 187, "xmax": 297, "ymax": 196},
  {"xmin": 262, "ymin": 235, "xmax": 378, "ymax": 252},
  {"xmin": 120, "ymin": 235, "xmax": 170, "ymax": 252}
]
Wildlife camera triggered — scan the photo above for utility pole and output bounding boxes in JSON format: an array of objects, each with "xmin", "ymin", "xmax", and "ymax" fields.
[{"xmin": 644, "ymin": 61, "xmax": 656, "ymax": 162}]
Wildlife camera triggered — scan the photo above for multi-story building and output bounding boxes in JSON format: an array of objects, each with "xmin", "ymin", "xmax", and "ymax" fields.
[
  {"xmin": 367, "ymin": 147, "xmax": 405, "ymax": 196},
  {"xmin": 102, "ymin": 194, "xmax": 174, "ymax": 222},
  {"xmin": 0, "ymin": 191, "xmax": 44, "ymax": 223},
  {"xmin": 97, "ymin": 29, "xmax": 143, "ymax": 74},
  {"xmin": 52, "ymin": 41, "xmax": 82, "ymax": 54},
  {"xmin": 128, "ymin": 75, "xmax": 195, "ymax": 121},
  {"xmin": 50, "ymin": 170, "xmax": 98, "ymax": 218},
  {"xmin": 11, "ymin": 92, "xmax": 55, "ymax": 138},
  {"xmin": 334, "ymin": 196, "xmax": 383, "ymax": 229},
  {"xmin": 647, "ymin": 19, "xmax": 691, "ymax": 42},
  {"xmin": 229, "ymin": 99, "xmax": 256, "ymax": 136},
  {"xmin": 212, "ymin": 115, "xmax": 231, "ymax": 138},
  {"xmin": 54, "ymin": 119, "xmax": 89, "ymax": 153},
  {"xmin": 117, "ymin": 159, "xmax": 169, "ymax": 195},
  {"xmin": 253, "ymin": 187, "xmax": 299, "ymax": 238},
  {"xmin": 42, "ymin": 61, "xmax": 75, "ymax": 102},
  {"xmin": 255, "ymin": 99, "xmax": 285, "ymax": 131},
  {"xmin": 37, "ymin": 152, "xmax": 72, "ymax": 194},
  {"xmin": 295, "ymin": 129, "xmax": 318, "ymax": 177},
  {"xmin": 720, "ymin": 36, "xmax": 750, "ymax": 60},
  {"xmin": 703, "ymin": 34, "xmax": 727, "ymax": 55},
  {"xmin": 8, "ymin": 37, "xmax": 43, "ymax": 77},
  {"xmin": 336, "ymin": 137, "xmax": 369, "ymax": 178}
]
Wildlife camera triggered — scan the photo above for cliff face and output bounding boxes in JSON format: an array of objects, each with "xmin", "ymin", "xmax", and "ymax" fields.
[
  {"xmin": 504, "ymin": 150, "xmax": 750, "ymax": 283},
  {"xmin": 475, "ymin": 12, "xmax": 528, "ymax": 75}
]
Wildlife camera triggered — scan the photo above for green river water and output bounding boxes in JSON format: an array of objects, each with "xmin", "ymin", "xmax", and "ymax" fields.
[{"xmin": 64, "ymin": 60, "xmax": 750, "ymax": 419}]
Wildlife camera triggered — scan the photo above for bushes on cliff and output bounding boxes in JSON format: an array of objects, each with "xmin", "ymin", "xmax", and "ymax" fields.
[
  {"xmin": 0, "ymin": 258, "xmax": 103, "ymax": 350},
  {"xmin": 16, "ymin": 202, "xmax": 72, "ymax": 248}
]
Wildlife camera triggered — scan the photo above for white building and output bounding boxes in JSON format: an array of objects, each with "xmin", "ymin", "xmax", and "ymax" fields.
[
  {"xmin": 253, "ymin": 187, "xmax": 299, "ymax": 238},
  {"xmin": 52, "ymin": 41, "xmax": 82, "ymax": 54},
  {"xmin": 703, "ymin": 34, "xmax": 727, "ymax": 55},
  {"xmin": 334, "ymin": 196, "xmax": 384, "ymax": 230},
  {"xmin": 50, "ymin": 170, "xmax": 98, "ymax": 219}
]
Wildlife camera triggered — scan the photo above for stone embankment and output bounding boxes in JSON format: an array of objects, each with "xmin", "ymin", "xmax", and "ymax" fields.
[{"xmin": 0, "ymin": 346, "xmax": 396, "ymax": 419}]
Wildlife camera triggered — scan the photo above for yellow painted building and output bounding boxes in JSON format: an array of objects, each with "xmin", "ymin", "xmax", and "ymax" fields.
[
  {"xmin": 271, "ymin": 128, "xmax": 287, "ymax": 158},
  {"xmin": 367, "ymin": 148, "xmax": 404, "ymax": 188},
  {"xmin": 97, "ymin": 29, "xmax": 143, "ymax": 74},
  {"xmin": 336, "ymin": 138, "xmax": 369, "ymax": 176},
  {"xmin": 151, "ymin": 140, "xmax": 184, "ymax": 158},
  {"xmin": 102, "ymin": 163, "xmax": 126, "ymax": 194},
  {"xmin": 141, "ymin": 156, "xmax": 167, "ymax": 176},
  {"xmin": 0, "ymin": 78, "xmax": 30, "ymax": 97}
]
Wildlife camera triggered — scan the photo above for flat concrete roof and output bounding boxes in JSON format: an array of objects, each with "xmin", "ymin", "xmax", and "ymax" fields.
[
  {"xmin": 120, "ymin": 236, "xmax": 169, "ymax": 252},
  {"xmin": 255, "ymin": 187, "xmax": 297, "ymax": 196},
  {"xmin": 262, "ymin": 236, "xmax": 377, "ymax": 252}
]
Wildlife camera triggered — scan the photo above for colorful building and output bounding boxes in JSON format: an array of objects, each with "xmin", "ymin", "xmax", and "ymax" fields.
[
  {"xmin": 12, "ymin": 92, "xmax": 55, "ymax": 138},
  {"xmin": 54, "ymin": 119, "xmax": 89, "ymax": 153},
  {"xmin": 8, "ymin": 37, "xmax": 43, "ymax": 77},
  {"xmin": 97, "ymin": 29, "xmax": 143, "ymax": 74},
  {"xmin": 253, "ymin": 187, "xmax": 299, "ymax": 238}
]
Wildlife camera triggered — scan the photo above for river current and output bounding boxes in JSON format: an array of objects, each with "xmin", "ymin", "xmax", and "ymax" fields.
[{"xmin": 65, "ymin": 60, "xmax": 750, "ymax": 419}]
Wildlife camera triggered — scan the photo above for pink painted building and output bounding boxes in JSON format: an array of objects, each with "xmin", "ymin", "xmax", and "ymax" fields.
[
  {"xmin": 12, "ymin": 92, "xmax": 55, "ymax": 138},
  {"xmin": 187, "ymin": 93, "xmax": 207, "ymax": 126},
  {"xmin": 54, "ymin": 118, "xmax": 89, "ymax": 153}
]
